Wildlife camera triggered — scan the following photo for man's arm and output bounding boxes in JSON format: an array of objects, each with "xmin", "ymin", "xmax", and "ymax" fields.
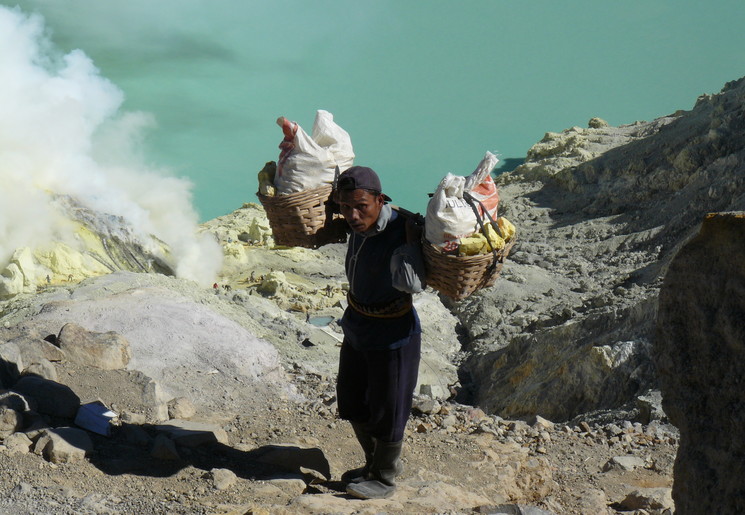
[{"xmin": 390, "ymin": 219, "xmax": 426, "ymax": 294}]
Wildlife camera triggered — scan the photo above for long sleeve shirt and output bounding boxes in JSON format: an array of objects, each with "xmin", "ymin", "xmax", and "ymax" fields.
[{"xmin": 341, "ymin": 205, "xmax": 426, "ymax": 351}]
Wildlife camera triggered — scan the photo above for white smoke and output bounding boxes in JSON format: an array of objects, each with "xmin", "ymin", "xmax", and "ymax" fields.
[{"xmin": 0, "ymin": 6, "xmax": 222, "ymax": 286}]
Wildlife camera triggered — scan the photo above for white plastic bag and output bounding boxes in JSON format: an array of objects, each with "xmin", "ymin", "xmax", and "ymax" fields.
[
  {"xmin": 274, "ymin": 110, "xmax": 355, "ymax": 194},
  {"xmin": 425, "ymin": 151, "xmax": 500, "ymax": 248}
]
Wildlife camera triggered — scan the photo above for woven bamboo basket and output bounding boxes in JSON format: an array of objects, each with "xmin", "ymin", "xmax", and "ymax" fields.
[
  {"xmin": 423, "ymin": 238, "xmax": 515, "ymax": 301},
  {"xmin": 257, "ymin": 184, "xmax": 347, "ymax": 248}
]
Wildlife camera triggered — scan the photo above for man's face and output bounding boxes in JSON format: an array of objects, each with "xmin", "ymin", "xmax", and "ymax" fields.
[{"xmin": 337, "ymin": 189, "xmax": 384, "ymax": 234}]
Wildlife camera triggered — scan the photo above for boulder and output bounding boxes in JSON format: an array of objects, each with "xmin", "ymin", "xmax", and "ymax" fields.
[
  {"xmin": 57, "ymin": 323, "xmax": 131, "ymax": 370},
  {"xmin": 209, "ymin": 468, "xmax": 238, "ymax": 490},
  {"xmin": 33, "ymin": 427, "xmax": 93, "ymax": 464},
  {"xmin": 0, "ymin": 407, "xmax": 23, "ymax": 438},
  {"xmin": 167, "ymin": 397, "xmax": 196, "ymax": 420},
  {"xmin": 4, "ymin": 432, "xmax": 32, "ymax": 454},
  {"xmin": 150, "ymin": 434, "xmax": 180, "ymax": 461},
  {"xmin": 11, "ymin": 376, "xmax": 80, "ymax": 419},
  {"xmin": 155, "ymin": 419, "xmax": 228, "ymax": 447},
  {"xmin": 655, "ymin": 212, "xmax": 745, "ymax": 514}
]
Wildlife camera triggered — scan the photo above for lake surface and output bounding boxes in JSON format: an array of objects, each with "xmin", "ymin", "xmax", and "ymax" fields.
[{"xmin": 5, "ymin": 0, "xmax": 745, "ymax": 220}]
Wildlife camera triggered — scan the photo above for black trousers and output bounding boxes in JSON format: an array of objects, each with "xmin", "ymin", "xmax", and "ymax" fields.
[{"xmin": 336, "ymin": 334, "xmax": 421, "ymax": 442}]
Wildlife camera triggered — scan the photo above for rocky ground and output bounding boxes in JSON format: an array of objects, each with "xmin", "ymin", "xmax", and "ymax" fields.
[
  {"xmin": 0, "ymin": 351, "xmax": 677, "ymax": 515},
  {"xmin": 5, "ymin": 76, "xmax": 745, "ymax": 514}
]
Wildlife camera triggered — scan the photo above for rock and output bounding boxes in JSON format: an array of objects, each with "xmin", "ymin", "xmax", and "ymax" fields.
[
  {"xmin": 11, "ymin": 376, "xmax": 80, "ymax": 419},
  {"xmin": 412, "ymin": 396, "xmax": 441, "ymax": 415},
  {"xmin": 256, "ymin": 271, "xmax": 287, "ymax": 296},
  {"xmin": 265, "ymin": 478, "xmax": 306, "ymax": 496},
  {"xmin": 618, "ymin": 488, "xmax": 674, "ymax": 512},
  {"xmin": 479, "ymin": 504, "xmax": 556, "ymax": 515},
  {"xmin": 155, "ymin": 419, "xmax": 229, "ymax": 447},
  {"xmin": 636, "ymin": 389, "xmax": 666, "ymax": 424},
  {"xmin": 21, "ymin": 360, "xmax": 57, "ymax": 382},
  {"xmin": 33, "ymin": 427, "xmax": 93, "ymax": 464},
  {"xmin": 0, "ymin": 342, "xmax": 24, "ymax": 387},
  {"xmin": 602, "ymin": 455, "xmax": 645, "ymax": 472},
  {"xmin": 167, "ymin": 397, "xmax": 196, "ymax": 420},
  {"xmin": 209, "ymin": 468, "xmax": 238, "ymax": 490},
  {"xmin": 0, "ymin": 407, "xmax": 23, "ymax": 438},
  {"xmin": 588, "ymin": 117, "xmax": 609, "ymax": 128},
  {"xmin": 655, "ymin": 212, "xmax": 745, "ymax": 514},
  {"xmin": 150, "ymin": 434, "xmax": 180, "ymax": 461},
  {"xmin": 120, "ymin": 423, "xmax": 152, "ymax": 447},
  {"xmin": 531, "ymin": 415, "xmax": 555, "ymax": 431},
  {"xmin": 57, "ymin": 322, "xmax": 131, "ymax": 370},
  {"xmin": 4, "ymin": 432, "xmax": 32, "ymax": 454}
]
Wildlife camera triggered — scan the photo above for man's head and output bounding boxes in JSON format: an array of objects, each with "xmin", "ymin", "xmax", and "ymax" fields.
[{"xmin": 336, "ymin": 166, "xmax": 389, "ymax": 234}]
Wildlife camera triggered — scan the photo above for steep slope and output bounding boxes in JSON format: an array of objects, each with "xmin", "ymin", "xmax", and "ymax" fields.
[{"xmin": 455, "ymin": 77, "xmax": 745, "ymax": 421}]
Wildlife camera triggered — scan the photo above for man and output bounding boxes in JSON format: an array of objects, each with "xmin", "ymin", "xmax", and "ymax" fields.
[{"xmin": 334, "ymin": 166, "xmax": 426, "ymax": 499}]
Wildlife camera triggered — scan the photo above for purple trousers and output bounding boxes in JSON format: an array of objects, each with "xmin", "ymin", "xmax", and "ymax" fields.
[{"xmin": 336, "ymin": 334, "xmax": 421, "ymax": 442}]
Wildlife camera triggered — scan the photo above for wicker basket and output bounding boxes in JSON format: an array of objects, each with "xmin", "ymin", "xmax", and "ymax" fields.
[
  {"xmin": 423, "ymin": 238, "xmax": 515, "ymax": 301},
  {"xmin": 257, "ymin": 185, "xmax": 347, "ymax": 248}
]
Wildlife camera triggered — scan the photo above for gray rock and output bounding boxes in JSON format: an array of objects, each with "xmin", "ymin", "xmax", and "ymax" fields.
[
  {"xmin": 57, "ymin": 322, "xmax": 131, "ymax": 370},
  {"xmin": 209, "ymin": 468, "xmax": 237, "ymax": 490},
  {"xmin": 0, "ymin": 407, "xmax": 23, "ymax": 438},
  {"xmin": 11, "ymin": 376, "xmax": 80, "ymax": 419},
  {"xmin": 4, "ymin": 432, "xmax": 32, "ymax": 454},
  {"xmin": 167, "ymin": 397, "xmax": 196, "ymax": 420},
  {"xmin": 34, "ymin": 427, "xmax": 93, "ymax": 464},
  {"xmin": 121, "ymin": 424, "xmax": 152, "ymax": 447},
  {"xmin": 412, "ymin": 396, "xmax": 441, "ymax": 415},
  {"xmin": 619, "ymin": 488, "xmax": 674, "ymax": 512},
  {"xmin": 21, "ymin": 360, "xmax": 57, "ymax": 382},
  {"xmin": 656, "ymin": 212, "xmax": 745, "ymax": 514},
  {"xmin": 602, "ymin": 455, "xmax": 645, "ymax": 472},
  {"xmin": 151, "ymin": 434, "xmax": 180, "ymax": 460},
  {"xmin": 155, "ymin": 419, "xmax": 228, "ymax": 447}
]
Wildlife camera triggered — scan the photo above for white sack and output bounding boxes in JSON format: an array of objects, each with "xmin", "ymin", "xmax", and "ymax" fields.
[
  {"xmin": 275, "ymin": 110, "xmax": 355, "ymax": 194},
  {"xmin": 425, "ymin": 151, "xmax": 500, "ymax": 247}
]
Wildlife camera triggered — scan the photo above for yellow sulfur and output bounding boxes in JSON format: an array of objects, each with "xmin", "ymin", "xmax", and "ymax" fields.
[
  {"xmin": 459, "ymin": 224, "xmax": 506, "ymax": 256},
  {"xmin": 497, "ymin": 217, "xmax": 516, "ymax": 242}
]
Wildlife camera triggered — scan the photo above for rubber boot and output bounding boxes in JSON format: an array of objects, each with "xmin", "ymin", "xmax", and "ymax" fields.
[
  {"xmin": 341, "ymin": 422, "xmax": 374, "ymax": 484},
  {"xmin": 346, "ymin": 439, "xmax": 403, "ymax": 499}
]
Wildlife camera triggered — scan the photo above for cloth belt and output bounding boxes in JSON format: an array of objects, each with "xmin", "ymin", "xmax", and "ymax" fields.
[{"xmin": 347, "ymin": 292, "xmax": 413, "ymax": 319}]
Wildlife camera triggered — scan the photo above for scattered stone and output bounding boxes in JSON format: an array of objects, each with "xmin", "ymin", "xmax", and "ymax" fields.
[
  {"xmin": 618, "ymin": 487, "xmax": 674, "ymax": 512},
  {"xmin": 266, "ymin": 478, "xmax": 306, "ymax": 496},
  {"xmin": 209, "ymin": 468, "xmax": 238, "ymax": 490},
  {"xmin": 21, "ymin": 360, "xmax": 58, "ymax": 381},
  {"xmin": 602, "ymin": 455, "xmax": 645, "ymax": 472},
  {"xmin": 120, "ymin": 423, "xmax": 152, "ymax": 447},
  {"xmin": 588, "ymin": 117, "xmax": 609, "ymax": 128},
  {"xmin": 34, "ymin": 427, "xmax": 93, "ymax": 464},
  {"xmin": 120, "ymin": 411, "xmax": 147, "ymax": 425},
  {"xmin": 11, "ymin": 376, "xmax": 80, "ymax": 419},
  {"xmin": 412, "ymin": 396, "xmax": 441, "ymax": 415},
  {"xmin": 579, "ymin": 421, "xmax": 591, "ymax": 433},
  {"xmin": 57, "ymin": 322, "xmax": 132, "ymax": 370},
  {"xmin": 4, "ymin": 432, "xmax": 32, "ymax": 454},
  {"xmin": 150, "ymin": 434, "xmax": 180, "ymax": 461},
  {"xmin": 167, "ymin": 397, "xmax": 196, "ymax": 420},
  {"xmin": 155, "ymin": 419, "xmax": 228, "ymax": 447},
  {"xmin": 0, "ymin": 407, "xmax": 23, "ymax": 438},
  {"xmin": 531, "ymin": 415, "xmax": 555, "ymax": 431}
]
